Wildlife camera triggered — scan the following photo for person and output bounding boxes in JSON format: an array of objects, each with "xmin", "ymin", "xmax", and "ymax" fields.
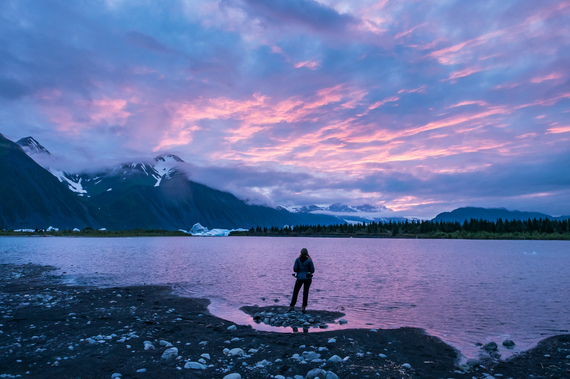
[{"xmin": 289, "ymin": 248, "xmax": 315, "ymax": 313}]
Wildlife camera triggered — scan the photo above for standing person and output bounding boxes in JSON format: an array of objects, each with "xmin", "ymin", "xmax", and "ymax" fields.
[{"xmin": 289, "ymin": 248, "xmax": 315, "ymax": 313}]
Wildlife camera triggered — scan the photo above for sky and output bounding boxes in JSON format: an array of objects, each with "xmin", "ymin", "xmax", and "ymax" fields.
[{"xmin": 1, "ymin": 0, "xmax": 570, "ymax": 218}]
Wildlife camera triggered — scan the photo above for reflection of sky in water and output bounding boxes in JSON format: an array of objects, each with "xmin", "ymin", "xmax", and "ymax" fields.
[{"xmin": 1, "ymin": 236, "xmax": 569, "ymax": 360}]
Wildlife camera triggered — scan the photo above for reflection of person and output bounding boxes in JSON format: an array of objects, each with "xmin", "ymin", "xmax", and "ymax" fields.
[{"xmin": 289, "ymin": 248, "xmax": 315, "ymax": 313}]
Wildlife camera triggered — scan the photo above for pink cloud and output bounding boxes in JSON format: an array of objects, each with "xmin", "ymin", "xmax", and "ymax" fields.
[{"xmin": 530, "ymin": 72, "xmax": 565, "ymax": 83}]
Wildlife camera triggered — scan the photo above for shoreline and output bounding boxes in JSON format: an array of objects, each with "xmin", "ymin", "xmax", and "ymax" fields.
[{"xmin": 1, "ymin": 264, "xmax": 569, "ymax": 378}]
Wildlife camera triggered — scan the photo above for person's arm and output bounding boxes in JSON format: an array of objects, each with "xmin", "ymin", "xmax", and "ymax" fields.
[
  {"xmin": 309, "ymin": 260, "xmax": 315, "ymax": 273},
  {"xmin": 293, "ymin": 258, "xmax": 299, "ymax": 273}
]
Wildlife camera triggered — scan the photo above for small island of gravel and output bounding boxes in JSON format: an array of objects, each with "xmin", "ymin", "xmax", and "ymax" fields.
[{"xmin": 1, "ymin": 263, "xmax": 568, "ymax": 379}]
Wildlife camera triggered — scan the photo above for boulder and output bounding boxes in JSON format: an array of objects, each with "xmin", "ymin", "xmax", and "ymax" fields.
[
  {"xmin": 306, "ymin": 368, "xmax": 327, "ymax": 379},
  {"xmin": 502, "ymin": 339, "xmax": 515, "ymax": 348},
  {"xmin": 484, "ymin": 342, "xmax": 498, "ymax": 351},
  {"xmin": 327, "ymin": 355, "xmax": 343, "ymax": 363}
]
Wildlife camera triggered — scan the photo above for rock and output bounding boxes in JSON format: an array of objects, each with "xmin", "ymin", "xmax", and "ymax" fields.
[
  {"xmin": 227, "ymin": 325, "xmax": 237, "ymax": 331},
  {"xmin": 457, "ymin": 363, "xmax": 470, "ymax": 372},
  {"xmin": 378, "ymin": 353, "xmax": 387, "ymax": 358},
  {"xmin": 228, "ymin": 348, "xmax": 245, "ymax": 356},
  {"xmin": 306, "ymin": 368, "xmax": 327, "ymax": 379},
  {"xmin": 302, "ymin": 351, "xmax": 320, "ymax": 361},
  {"xmin": 327, "ymin": 338, "xmax": 336, "ymax": 343},
  {"xmin": 223, "ymin": 374, "xmax": 241, "ymax": 379},
  {"xmin": 136, "ymin": 369, "xmax": 147, "ymax": 373},
  {"xmin": 401, "ymin": 363, "xmax": 412, "ymax": 369},
  {"xmin": 338, "ymin": 319, "xmax": 348, "ymax": 325},
  {"xmin": 327, "ymin": 355, "xmax": 343, "ymax": 363},
  {"xmin": 200, "ymin": 353, "xmax": 210, "ymax": 360},
  {"xmin": 161, "ymin": 347, "xmax": 178, "ymax": 360},
  {"xmin": 484, "ymin": 342, "xmax": 498, "ymax": 351},
  {"xmin": 111, "ymin": 374, "xmax": 122, "ymax": 379},
  {"xmin": 184, "ymin": 361, "xmax": 206, "ymax": 370},
  {"xmin": 466, "ymin": 358, "xmax": 480, "ymax": 367},
  {"xmin": 502, "ymin": 339, "xmax": 515, "ymax": 348},
  {"xmin": 325, "ymin": 372, "xmax": 339, "ymax": 379},
  {"xmin": 255, "ymin": 359, "xmax": 271, "ymax": 367},
  {"xmin": 143, "ymin": 341, "xmax": 155, "ymax": 350},
  {"xmin": 275, "ymin": 376, "xmax": 286, "ymax": 379},
  {"xmin": 159, "ymin": 340, "xmax": 173, "ymax": 347}
]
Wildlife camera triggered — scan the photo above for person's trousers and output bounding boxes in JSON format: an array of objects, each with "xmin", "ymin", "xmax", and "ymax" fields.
[{"xmin": 290, "ymin": 279, "xmax": 312, "ymax": 307}]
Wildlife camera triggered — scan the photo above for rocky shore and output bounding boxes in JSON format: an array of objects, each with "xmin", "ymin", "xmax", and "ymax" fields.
[{"xmin": 1, "ymin": 263, "xmax": 569, "ymax": 379}]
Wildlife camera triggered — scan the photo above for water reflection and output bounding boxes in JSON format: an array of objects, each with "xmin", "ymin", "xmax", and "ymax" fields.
[{"xmin": 1, "ymin": 236, "xmax": 569, "ymax": 360}]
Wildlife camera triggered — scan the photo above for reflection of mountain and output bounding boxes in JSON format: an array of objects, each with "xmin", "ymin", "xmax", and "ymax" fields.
[
  {"xmin": 2, "ymin": 134, "xmax": 341, "ymax": 230},
  {"xmin": 0, "ymin": 134, "xmax": 104, "ymax": 229}
]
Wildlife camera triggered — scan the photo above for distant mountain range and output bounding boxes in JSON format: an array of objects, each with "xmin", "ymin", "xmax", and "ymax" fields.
[
  {"xmin": 433, "ymin": 207, "xmax": 570, "ymax": 223},
  {"xmin": 0, "ymin": 134, "xmax": 358, "ymax": 230},
  {"xmin": 3, "ymin": 134, "xmax": 567, "ymax": 231}
]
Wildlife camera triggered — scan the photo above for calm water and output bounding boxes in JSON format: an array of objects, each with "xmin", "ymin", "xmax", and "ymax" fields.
[{"xmin": 1, "ymin": 236, "xmax": 568, "ymax": 360}]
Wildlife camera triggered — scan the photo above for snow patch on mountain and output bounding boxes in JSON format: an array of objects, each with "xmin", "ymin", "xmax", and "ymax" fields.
[
  {"xmin": 153, "ymin": 154, "xmax": 184, "ymax": 186},
  {"xmin": 48, "ymin": 168, "xmax": 87, "ymax": 195}
]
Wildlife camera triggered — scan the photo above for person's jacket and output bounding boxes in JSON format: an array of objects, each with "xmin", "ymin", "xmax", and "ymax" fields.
[{"xmin": 293, "ymin": 256, "xmax": 315, "ymax": 280}]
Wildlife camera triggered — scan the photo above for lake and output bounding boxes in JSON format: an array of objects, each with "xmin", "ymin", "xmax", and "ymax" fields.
[{"xmin": 1, "ymin": 236, "xmax": 568, "ymax": 360}]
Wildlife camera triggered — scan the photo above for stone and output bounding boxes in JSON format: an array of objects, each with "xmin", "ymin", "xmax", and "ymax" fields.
[
  {"xmin": 484, "ymin": 342, "xmax": 498, "ymax": 351},
  {"xmin": 466, "ymin": 358, "xmax": 480, "ymax": 367},
  {"xmin": 401, "ymin": 363, "xmax": 412, "ymax": 369},
  {"xmin": 184, "ymin": 362, "xmax": 206, "ymax": 370},
  {"xmin": 161, "ymin": 347, "xmax": 178, "ymax": 360},
  {"xmin": 223, "ymin": 374, "xmax": 241, "ymax": 379},
  {"xmin": 227, "ymin": 324, "xmax": 237, "ymax": 331},
  {"xmin": 228, "ymin": 348, "xmax": 245, "ymax": 356},
  {"xmin": 136, "ymin": 369, "xmax": 147, "ymax": 373},
  {"xmin": 159, "ymin": 340, "xmax": 173, "ymax": 347},
  {"xmin": 306, "ymin": 368, "xmax": 327, "ymax": 379},
  {"xmin": 338, "ymin": 319, "xmax": 348, "ymax": 325},
  {"xmin": 502, "ymin": 339, "xmax": 515, "ymax": 348},
  {"xmin": 327, "ymin": 355, "xmax": 343, "ymax": 363},
  {"xmin": 200, "ymin": 353, "xmax": 211, "ymax": 360},
  {"xmin": 378, "ymin": 353, "xmax": 387, "ymax": 358},
  {"xmin": 302, "ymin": 351, "xmax": 320, "ymax": 361},
  {"xmin": 111, "ymin": 374, "xmax": 122, "ymax": 379},
  {"xmin": 325, "ymin": 371, "xmax": 339, "ymax": 379},
  {"xmin": 327, "ymin": 338, "xmax": 336, "ymax": 343},
  {"xmin": 255, "ymin": 359, "xmax": 271, "ymax": 367}
]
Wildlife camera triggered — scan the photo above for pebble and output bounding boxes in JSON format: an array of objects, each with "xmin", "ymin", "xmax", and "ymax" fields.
[
  {"xmin": 200, "ymin": 353, "xmax": 210, "ymax": 360},
  {"xmin": 378, "ymin": 353, "xmax": 387, "ymax": 358},
  {"xmin": 110, "ymin": 374, "xmax": 122, "ymax": 379},
  {"xmin": 401, "ymin": 363, "xmax": 412, "ymax": 369},
  {"xmin": 328, "ymin": 338, "xmax": 336, "ymax": 343},
  {"xmin": 338, "ymin": 319, "xmax": 348, "ymax": 325},
  {"xmin": 161, "ymin": 347, "xmax": 178, "ymax": 360},
  {"xmin": 136, "ymin": 369, "xmax": 146, "ymax": 373},
  {"xmin": 184, "ymin": 361, "xmax": 206, "ymax": 370},
  {"xmin": 143, "ymin": 341, "xmax": 155, "ymax": 350},
  {"xmin": 328, "ymin": 355, "xmax": 343, "ymax": 363},
  {"xmin": 227, "ymin": 325, "xmax": 237, "ymax": 331},
  {"xmin": 223, "ymin": 374, "xmax": 241, "ymax": 379},
  {"xmin": 228, "ymin": 348, "xmax": 245, "ymax": 356}
]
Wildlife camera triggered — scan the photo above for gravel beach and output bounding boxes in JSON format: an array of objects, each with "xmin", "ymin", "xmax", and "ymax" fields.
[{"xmin": 1, "ymin": 263, "xmax": 568, "ymax": 379}]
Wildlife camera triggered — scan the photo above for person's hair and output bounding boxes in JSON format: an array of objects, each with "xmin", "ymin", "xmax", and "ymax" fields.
[{"xmin": 299, "ymin": 248, "xmax": 312, "ymax": 260}]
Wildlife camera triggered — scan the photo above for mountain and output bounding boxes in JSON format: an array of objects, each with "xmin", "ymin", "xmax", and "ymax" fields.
[
  {"xmin": 16, "ymin": 136, "xmax": 51, "ymax": 156},
  {"xmin": 289, "ymin": 203, "xmax": 389, "ymax": 214},
  {"xmin": 433, "ymin": 207, "xmax": 570, "ymax": 223},
  {"xmin": 0, "ymin": 134, "xmax": 104, "ymax": 230},
  {"xmin": 7, "ymin": 135, "xmax": 342, "ymax": 230}
]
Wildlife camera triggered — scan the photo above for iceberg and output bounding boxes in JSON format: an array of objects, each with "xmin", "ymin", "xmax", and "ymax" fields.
[{"xmin": 186, "ymin": 223, "xmax": 247, "ymax": 237}]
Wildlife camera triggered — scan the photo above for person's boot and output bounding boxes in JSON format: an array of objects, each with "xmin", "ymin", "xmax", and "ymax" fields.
[
  {"xmin": 288, "ymin": 306, "xmax": 294, "ymax": 312},
  {"xmin": 301, "ymin": 306, "xmax": 306, "ymax": 313}
]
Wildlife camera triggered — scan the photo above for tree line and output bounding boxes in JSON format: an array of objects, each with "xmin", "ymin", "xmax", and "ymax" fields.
[{"xmin": 233, "ymin": 217, "xmax": 570, "ymax": 240}]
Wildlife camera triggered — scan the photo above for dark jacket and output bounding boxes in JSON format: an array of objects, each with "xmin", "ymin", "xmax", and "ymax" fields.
[{"xmin": 294, "ymin": 256, "xmax": 315, "ymax": 280}]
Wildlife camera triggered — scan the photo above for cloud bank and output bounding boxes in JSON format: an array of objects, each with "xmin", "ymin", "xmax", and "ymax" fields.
[{"xmin": 1, "ymin": 0, "xmax": 570, "ymax": 217}]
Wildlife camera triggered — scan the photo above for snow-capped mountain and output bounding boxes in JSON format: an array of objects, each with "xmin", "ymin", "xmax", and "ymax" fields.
[
  {"xmin": 16, "ymin": 137, "xmax": 51, "ymax": 156},
  {"xmin": 288, "ymin": 203, "xmax": 390, "ymax": 214},
  {"xmin": 8, "ymin": 135, "xmax": 342, "ymax": 230}
]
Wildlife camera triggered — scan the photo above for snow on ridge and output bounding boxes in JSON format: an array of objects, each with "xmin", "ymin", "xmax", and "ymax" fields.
[{"xmin": 48, "ymin": 168, "xmax": 87, "ymax": 195}]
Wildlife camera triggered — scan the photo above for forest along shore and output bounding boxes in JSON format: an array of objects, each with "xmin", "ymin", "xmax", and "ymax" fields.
[{"xmin": 0, "ymin": 264, "xmax": 568, "ymax": 379}]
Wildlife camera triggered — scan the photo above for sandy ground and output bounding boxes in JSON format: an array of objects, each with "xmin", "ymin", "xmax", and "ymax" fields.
[{"xmin": 0, "ymin": 263, "xmax": 569, "ymax": 379}]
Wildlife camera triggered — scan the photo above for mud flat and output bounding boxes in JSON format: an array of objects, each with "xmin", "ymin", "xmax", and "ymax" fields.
[{"xmin": 0, "ymin": 263, "xmax": 568, "ymax": 378}]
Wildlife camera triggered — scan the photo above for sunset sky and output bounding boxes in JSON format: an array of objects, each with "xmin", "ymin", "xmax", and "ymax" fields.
[{"xmin": 2, "ymin": 0, "xmax": 570, "ymax": 218}]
